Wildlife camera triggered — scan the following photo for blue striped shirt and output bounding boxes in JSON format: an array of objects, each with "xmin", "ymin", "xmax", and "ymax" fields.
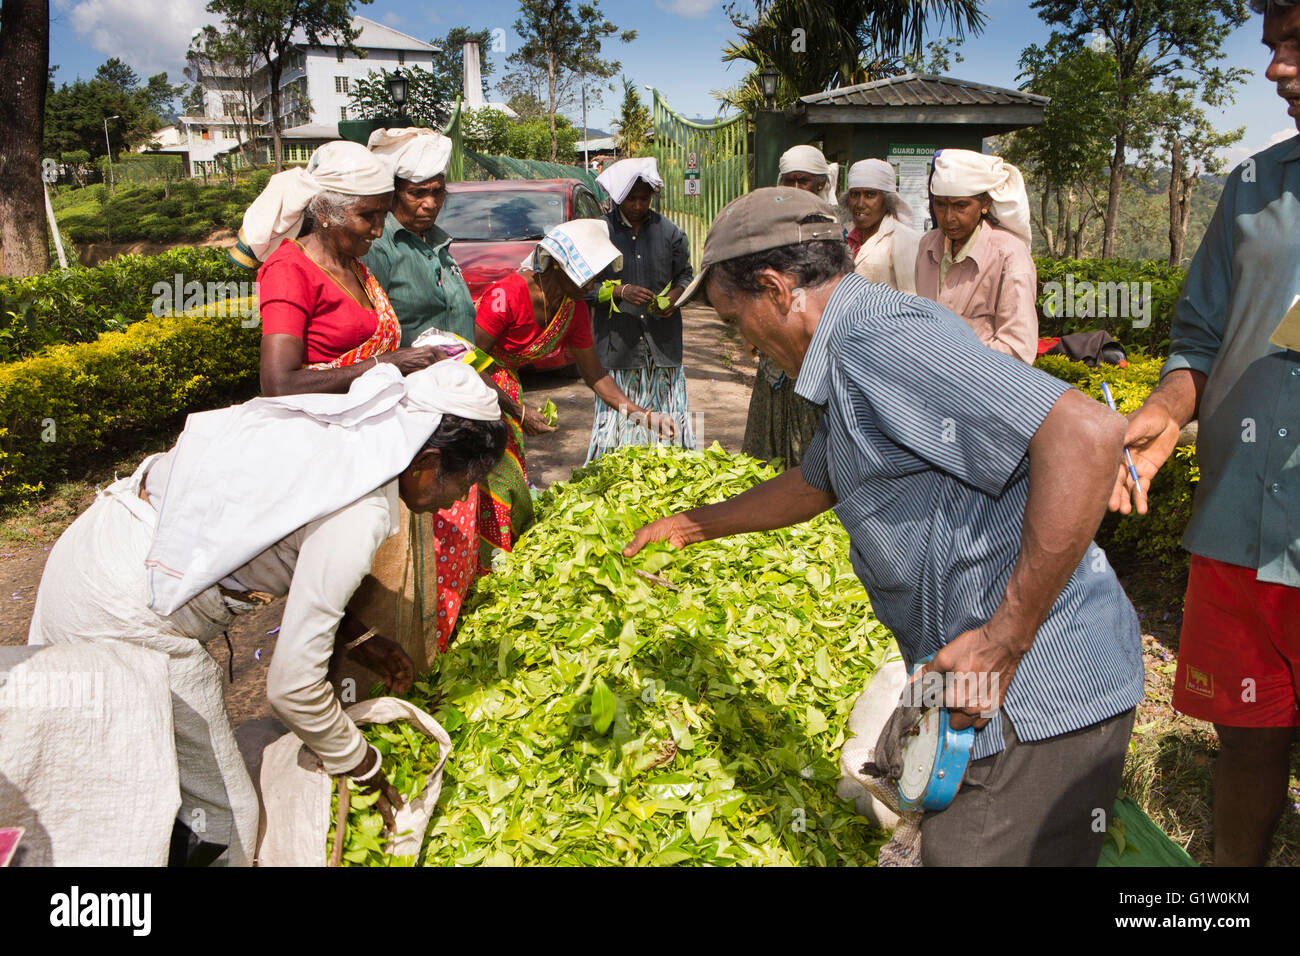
[{"xmin": 796, "ymin": 274, "xmax": 1144, "ymax": 759}]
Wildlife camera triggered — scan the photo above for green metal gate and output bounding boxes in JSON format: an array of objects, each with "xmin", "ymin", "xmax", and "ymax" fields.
[{"xmin": 651, "ymin": 91, "xmax": 750, "ymax": 269}]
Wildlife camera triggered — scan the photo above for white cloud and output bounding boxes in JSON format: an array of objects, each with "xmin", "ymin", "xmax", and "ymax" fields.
[
  {"xmin": 66, "ymin": 0, "xmax": 217, "ymax": 79},
  {"xmin": 1220, "ymin": 126, "xmax": 1298, "ymax": 168},
  {"xmin": 381, "ymin": 11, "xmax": 407, "ymax": 29},
  {"xmin": 655, "ymin": 0, "xmax": 716, "ymax": 17}
]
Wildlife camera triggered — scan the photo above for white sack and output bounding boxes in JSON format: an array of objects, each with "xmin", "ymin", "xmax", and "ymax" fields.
[{"xmin": 257, "ymin": 697, "xmax": 451, "ymax": 867}]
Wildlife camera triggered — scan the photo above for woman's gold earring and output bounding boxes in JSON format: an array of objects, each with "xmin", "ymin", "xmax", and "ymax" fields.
[{"xmin": 412, "ymin": 469, "xmax": 421, "ymax": 477}]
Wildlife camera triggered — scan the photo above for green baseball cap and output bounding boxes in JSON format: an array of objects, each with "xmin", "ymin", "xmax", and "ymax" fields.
[{"xmin": 679, "ymin": 186, "xmax": 844, "ymax": 306}]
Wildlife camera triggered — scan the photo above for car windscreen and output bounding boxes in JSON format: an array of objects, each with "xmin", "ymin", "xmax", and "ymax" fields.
[{"xmin": 440, "ymin": 191, "xmax": 567, "ymax": 241}]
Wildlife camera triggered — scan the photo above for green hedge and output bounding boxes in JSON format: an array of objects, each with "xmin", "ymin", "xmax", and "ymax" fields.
[
  {"xmin": 0, "ymin": 247, "xmax": 249, "ymax": 363},
  {"xmin": 0, "ymin": 298, "xmax": 260, "ymax": 505},
  {"xmin": 1034, "ymin": 353, "xmax": 1198, "ymax": 583},
  {"xmin": 1034, "ymin": 257, "xmax": 1187, "ymax": 356}
]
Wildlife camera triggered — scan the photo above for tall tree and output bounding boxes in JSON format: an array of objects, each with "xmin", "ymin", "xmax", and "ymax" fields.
[
  {"xmin": 1145, "ymin": 83, "xmax": 1243, "ymax": 266},
  {"xmin": 509, "ymin": 0, "xmax": 636, "ymax": 161},
  {"xmin": 0, "ymin": 0, "xmax": 50, "ymax": 276},
  {"xmin": 1031, "ymin": 0, "xmax": 1250, "ymax": 258},
  {"xmin": 504, "ymin": 91, "xmax": 546, "ymax": 120},
  {"xmin": 186, "ymin": 25, "xmax": 265, "ymax": 165},
  {"xmin": 1001, "ymin": 36, "xmax": 1123, "ymax": 258},
  {"xmin": 182, "ymin": 83, "xmax": 208, "ymax": 116},
  {"xmin": 95, "ymin": 57, "xmax": 141, "ymax": 93},
  {"xmin": 719, "ymin": 0, "xmax": 985, "ymax": 110},
  {"xmin": 45, "ymin": 63, "xmax": 180, "ymax": 163},
  {"xmin": 613, "ymin": 76, "xmax": 651, "ymax": 157},
  {"xmin": 205, "ymin": 0, "xmax": 371, "ymax": 172}
]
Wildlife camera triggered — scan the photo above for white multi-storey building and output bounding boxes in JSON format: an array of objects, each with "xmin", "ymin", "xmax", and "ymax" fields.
[{"xmin": 157, "ymin": 16, "xmax": 437, "ymax": 173}]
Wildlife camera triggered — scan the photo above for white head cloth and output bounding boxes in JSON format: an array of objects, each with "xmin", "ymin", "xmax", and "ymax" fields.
[
  {"xmin": 367, "ymin": 127, "xmax": 453, "ymax": 183},
  {"xmin": 145, "ymin": 361, "xmax": 500, "ymax": 615},
  {"xmin": 778, "ymin": 145, "xmax": 839, "ymax": 203},
  {"xmin": 929, "ymin": 148, "xmax": 1032, "ymax": 246},
  {"xmin": 843, "ymin": 158, "xmax": 915, "ymax": 226},
  {"xmin": 237, "ymin": 141, "xmax": 394, "ymax": 263},
  {"xmin": 523, "ymin": 219, "xmax": 624, "ymax": 287},
  {"xmin": 596, "ymin": 157, "xmax": 663, "ymax": 205}
]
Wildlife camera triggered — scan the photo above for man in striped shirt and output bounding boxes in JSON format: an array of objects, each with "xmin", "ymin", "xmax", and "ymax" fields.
[{"xmin": 625, "ymin": 187, "xmax": 1146, "ymax": 865}]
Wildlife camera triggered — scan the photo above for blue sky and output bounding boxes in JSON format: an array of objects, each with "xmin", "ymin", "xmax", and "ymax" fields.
[{"xmin": 49, "ymin": 0, "xmax": 1297, "ymax": 165}]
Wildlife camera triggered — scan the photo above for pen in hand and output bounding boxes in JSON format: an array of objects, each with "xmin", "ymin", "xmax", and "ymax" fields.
[{"xmin": 1100, "ymin": 382, "xmax": 1145, "ymax": 500}]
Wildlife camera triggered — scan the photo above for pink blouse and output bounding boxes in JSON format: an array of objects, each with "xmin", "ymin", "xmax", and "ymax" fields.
[{"xmin": 914, "ymin": 220, "xmax": 1039, "ymax": 363}]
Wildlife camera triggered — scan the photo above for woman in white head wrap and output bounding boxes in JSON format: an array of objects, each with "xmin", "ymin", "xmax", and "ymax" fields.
[
  {"xmin": 362, "ymin": 128, "xmax": 478, "ymax": 347},
  {"xmin": 472, "ymin": 219, "xmax": 680, "ymax": 560},
  {"xmin": 777, "ymin": 144, "xmax": 839, "ymax": 203},
  {"xmin": 741, "ymin": 145, "xmax": 840, "ymax": 468},
  {"xmin": 586, "ymin": 157, "xmax": 697, "ymax": 463},
  {"xmin": 915, "ymin": 148, "xmax": 1039, "ymax": 363},
  {"xmin": 27, "ymin": 360, "xmax": 506, "ymax": 866},
  {"xmin": 240, "ymin": 140, "xmax": 444, "ymax": 398},
  {"xmin": 840, "ymin": 158, "xmax": 921, "ymax": 293}
]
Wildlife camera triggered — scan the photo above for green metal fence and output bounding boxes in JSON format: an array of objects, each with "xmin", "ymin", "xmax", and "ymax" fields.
[
  {"xmin": 444, "ymin": 97, "xmax": 465, "ymax": 182},
  {"xmin": 462, "ymin": 150, "xmax": 608, "ymax": 199},
  {"xmin": 651, "ymin": 90, "xmax": 751, "ymax": 269}
]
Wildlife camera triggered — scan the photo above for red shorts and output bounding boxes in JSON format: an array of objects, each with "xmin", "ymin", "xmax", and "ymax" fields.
[{"xmin": 1171, "ymin": 555, "xmax": 1300, "ymax": 727}]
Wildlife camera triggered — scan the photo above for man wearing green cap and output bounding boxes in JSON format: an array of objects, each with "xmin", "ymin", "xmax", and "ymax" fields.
[{"xmin": 625, "ymin": 186, "xmax": 1145, "ymax": 866}]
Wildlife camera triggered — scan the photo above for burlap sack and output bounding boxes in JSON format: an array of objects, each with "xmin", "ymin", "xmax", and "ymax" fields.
[
  {"xmin": 256, "ymin": 697, "xmax": 451, "ymax": 867},
  {"xmin": 348, "ymin": 504, "xmax": 440, "ymax": 671}
]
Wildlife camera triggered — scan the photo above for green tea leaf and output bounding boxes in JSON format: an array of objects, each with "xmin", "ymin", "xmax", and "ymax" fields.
[{"xmin": 591, "ymin": 677, "xmax": 616, "ymax": 735}]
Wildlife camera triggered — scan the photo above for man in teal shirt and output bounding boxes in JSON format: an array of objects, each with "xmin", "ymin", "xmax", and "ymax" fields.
[
  {"xmin": 1112, "ymin": 0, "xmax": 1300, "ymax": 866},
  {"xmin": 364, "ymin": 133, "xmax": 476, "ymax": 345}
]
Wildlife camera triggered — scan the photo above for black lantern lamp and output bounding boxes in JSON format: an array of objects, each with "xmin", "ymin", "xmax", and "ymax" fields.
[
  {"xmin": 758, "ymin": 68, "xmax": 779, "ymax": 110},
  {"xmin": 387, "ymin": 69, "xmax": 409, "ymax": 119}
]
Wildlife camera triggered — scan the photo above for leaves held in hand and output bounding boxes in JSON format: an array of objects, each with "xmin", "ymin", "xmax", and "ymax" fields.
[
  {"xmin": 541, "ymin": 398, "xmax": 559, "ymax": 427},
  {"xmin": 598, "ymin": 279, "xmax": 621, "ymax": 314},
  {"xmin": 327, "ymin": 720, "xmax": 441, "ymax": 867}
]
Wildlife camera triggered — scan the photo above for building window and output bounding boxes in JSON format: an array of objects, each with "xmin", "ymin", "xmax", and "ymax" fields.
[
  {"xmin": 336, "ymin": 47, "xmax": 344, "ymax": 62},
  {"xmin": 398, "ymin": 51, "xmax": 405, "ymax": 65},
  {"xmin": 334, "ymin": 75, "xmax": 349, "ymax": 94},
  {"xmin": 339, "ymin": 106, "xmax": 348, "ymax": 121}
]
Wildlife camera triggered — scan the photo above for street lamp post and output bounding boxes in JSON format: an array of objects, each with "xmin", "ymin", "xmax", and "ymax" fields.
[
  {"xmin": 387, "ymin": 69, "xmax": 408, "ymax": 122},
  {"xmin": 758, "ymin": 69, "xmax": 779, "ymax": 111},
  {"xmin": 103, "ymin": 114, "xmax": 120, "ymax": 192}
]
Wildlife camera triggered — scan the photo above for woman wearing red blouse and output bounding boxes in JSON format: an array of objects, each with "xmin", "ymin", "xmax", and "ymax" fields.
[
  {"xmin": 237, "ymin": 142, "xmax": 472, "ymax": 666},
  {"xmin": 473, "ymin": 220, "xmax": 677, "ymax": 565}
]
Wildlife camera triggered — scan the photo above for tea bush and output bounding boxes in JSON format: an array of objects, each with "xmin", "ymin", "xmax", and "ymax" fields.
[
  {"xmin": 0, "ymin": 247, "xmax": 247, "ymax": 362},
  {"xmin": 0, "ymin": 298, "xmax": 260, "ymax": 505},
  {"xmin": 1035, "ymin": 353, "xmax": 1197, "ymax": 583}
]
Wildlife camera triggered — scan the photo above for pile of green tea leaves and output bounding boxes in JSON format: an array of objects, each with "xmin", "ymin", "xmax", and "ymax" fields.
[
  {"xmin": 406, "ymin": 444, "xmax": 894, "ymax": 866},
  {"xmin": 329, "ymin": 721, "xmax": 442, "ymax": 867}
]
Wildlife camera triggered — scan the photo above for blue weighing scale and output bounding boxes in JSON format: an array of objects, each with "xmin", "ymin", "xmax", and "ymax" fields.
[{"xmin": 895, "ymin": 657, "xmax": 977, "ymax": 812}]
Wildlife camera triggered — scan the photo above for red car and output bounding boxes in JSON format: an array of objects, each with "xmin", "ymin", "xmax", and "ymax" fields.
[{"xmin": 442, "ymin": 178, "xmax": 607, "ymax": 370}]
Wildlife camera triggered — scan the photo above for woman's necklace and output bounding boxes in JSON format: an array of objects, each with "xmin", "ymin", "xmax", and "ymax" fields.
[{"xmin": 523, "ymin": 270, "xmax": 561, "ymax": 324}]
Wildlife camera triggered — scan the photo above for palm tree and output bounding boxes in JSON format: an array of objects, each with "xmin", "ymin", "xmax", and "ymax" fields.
[{"xmin": 718, "ymin": 0, "xmax": 987, "ymax": 110}]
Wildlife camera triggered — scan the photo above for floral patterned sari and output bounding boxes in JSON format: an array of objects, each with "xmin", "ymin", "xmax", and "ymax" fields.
[{"xmin": 476, "ymin": 295, "xmax": 578, "ymax": 573}]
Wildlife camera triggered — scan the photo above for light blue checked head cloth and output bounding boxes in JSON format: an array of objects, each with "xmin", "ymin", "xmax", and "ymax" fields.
[{"xmin": 523, "ymin": 219, "xmax": 623, "ymax": 288}]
